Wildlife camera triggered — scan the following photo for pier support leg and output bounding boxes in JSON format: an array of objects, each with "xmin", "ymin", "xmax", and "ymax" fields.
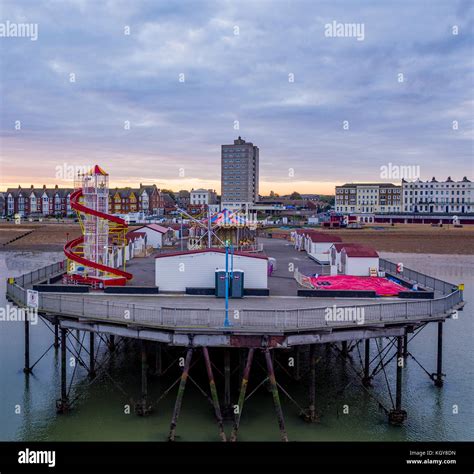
[
  {"xmin": 264, "ymin": 349, "xmax": 288, "ymax": 442},
  {"xmin": 230, "ymin": 348, "xmax": 254, "ymax": 442},
  {"xmin": 294, "ymin": 346, "xmax": 301, "ymax": 381},
  {"xmin": 168, "ymin": 348, "xmax": 193, "ymax": 441},
  {"xmin": 403, "ymin": 333, "xmax": 408, "ymax": 362},
  {"xmin": 135, "ymin": 340, "xmax": 151, "ymax": 416},
  {"xmin": 53, "ymin": 319, "xmax": 59, "ymax": 351},
  {"xmin": 362, "ymin": 339, "xmax": 372, "ymax": 387},
  {"xmin": 89, "ymin": 332, "xmax": 95, "ymax": 379},
  {"xmin": 433, "ymin": 322, "xmax": 444, "ymax": 387},
  {"xmin": 155, "ymin": 343, "xmax": 162, "ymax": 376},
  {"xmin": 388, "ymin": 336, "xmax": 407, "ymax": 425},
  {"xmin": 203, "ymin": 347, "xmax": 226, "ymax": 442},
  {"xmin": 223, "ymin": 349, "xmax": 232, "ymax": 418},
  {"xmin": 341, "ymin": 341, "xmax": 348, "ymax": 358},
  {"xmin": 238, "ymin": 348, "xmax": 245, "ymax": 382},
  {"xmin": 303, "ymin": 344, "xmax": 319, "ymax": 422},
  {"xmin": 56, "ymin": 328, "xmax": 70, "ymax": 413},
  {"xmin": 23, "ymin": 317, "xmax": 31, "ymax": 374},
  {"xmin": 108, "ymin": 335, "xmax": 116, "ymax": 353}
]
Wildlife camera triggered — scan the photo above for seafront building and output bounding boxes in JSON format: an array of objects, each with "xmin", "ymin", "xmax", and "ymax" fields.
[
  {"xmin": 221, "ymin": 136, "xmax": 259, "ymax": 210},
  {"xmin": 335, "ymin": 183, "xmax": 402, "ymax": 214},
  {"xmin": 335, "ymin": 176, "xmax": 473, "ymax": 223},
  {"xmin": 402, "ymin": 177, "xmax": 472, "ymax": 214}
]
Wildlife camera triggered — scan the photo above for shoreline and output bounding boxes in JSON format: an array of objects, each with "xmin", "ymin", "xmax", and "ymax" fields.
[{"xmin": 1, "ymin": 222, "xmax": 474, "ymax": 254}]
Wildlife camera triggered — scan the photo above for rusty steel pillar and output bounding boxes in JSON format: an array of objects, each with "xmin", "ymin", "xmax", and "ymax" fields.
[
  {"xmin": 303, "ymin": 344, "xmax": 318, "ymax": 422},
  {"xmin": 223, "ymin": 349, "xmax": 232, "ymax": 418},
  {"xmin": 403, "ymin": 333, "xmax": 408, "ymax": 361},
  {"xmin": 230, "ymin": 348, "xmax": 254, "ymax": 442},
  {"xmin": 362, "ymin": 338, "xmax": 372, "ymax": 387},
  {"xmin": 168, "ymin": 348, "xmax": 193, "ymax": 441},
  {"xmin": 264, "ymin": 348, "xmax": 288, "ymax": 442},
  {"xmin": 135, "ymin": 339, "xmax": 151, "ymax": 416},
  {"xmin": 155, "ymin": 342, "xmax": 162, "ymax": 376},
  {"xmin": 341, "ymin": 341, "xmax": 348, "ymax": 358},
  {"xmin": 433, "ymin": 322, "xmax": 444, "ymax": 387},
  {"xmin": 89, "ymin": 331, "xmax": 96, "ymax": 379},
  {"xmin": 108, "ymin": 335, "xmax": 116, "ymax": 353},
  {"xmin": 56, "ymin": 328, "xmax": 70, "ymax": 413},
  {"xmin": 53, "ymin": 318, "xmax": 59, "ymax": 351},
  {"xmin": 294, "ymin": 345, "xmax": 301, "ymax": 381},
  {"xmin": 23, "ymin": 317, "xmax": 31, "ymax": 374},
  {"xmin": 388, "ymin": 336, "xmax": 407, "ymax": 425},
  {"xmin": 203, "ymin": 347, "xmax": 226, "ymax": 442}
]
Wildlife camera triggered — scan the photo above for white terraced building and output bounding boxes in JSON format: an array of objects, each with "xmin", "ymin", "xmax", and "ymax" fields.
[
  {"xmin": 335, "ymin": 183, "xmax": 402, "ymax": 215},
  {"xmin": 402, "ymin": 177, "xmax": 472, "ymax": 214}
]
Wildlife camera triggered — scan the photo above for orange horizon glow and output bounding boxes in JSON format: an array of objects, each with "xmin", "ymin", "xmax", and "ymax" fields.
[{"xmin": 0, "ymin": 179, "xmax": 339, "ymax": 196}]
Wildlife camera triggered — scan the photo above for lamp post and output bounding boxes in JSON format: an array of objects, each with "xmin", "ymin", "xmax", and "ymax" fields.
[{"xmin": 224, "ymin": 240, "xmax": 232, "ymax": 328}]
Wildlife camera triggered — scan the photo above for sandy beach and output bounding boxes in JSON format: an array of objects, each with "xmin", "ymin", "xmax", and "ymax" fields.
[{"xmin": 1, "ymin": 222, "xmax": 473, "ymax": 254}]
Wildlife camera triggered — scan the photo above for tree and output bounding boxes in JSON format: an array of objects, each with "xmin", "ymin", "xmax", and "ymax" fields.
[
  {"xmin": 290, "ymin": 191, "xmax": 302, "ymax": 200},
  {"xmin": 161, "ymin": 189, "xmax": 176, "ymax": 201}
]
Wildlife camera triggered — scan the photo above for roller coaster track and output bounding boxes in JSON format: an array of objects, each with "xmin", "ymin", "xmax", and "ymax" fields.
[{"xmin": 64, "ymin": 189, "xmax": 133, "ymax": 285}]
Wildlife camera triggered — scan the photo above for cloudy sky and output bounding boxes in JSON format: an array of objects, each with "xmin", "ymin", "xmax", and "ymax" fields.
[{"xmin": 0, "ymin": 0, "xmax": 473, "ymax": 194}]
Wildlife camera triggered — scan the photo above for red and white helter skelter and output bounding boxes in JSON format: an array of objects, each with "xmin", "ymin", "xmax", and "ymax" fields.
[{"xmin": 63, "ymin": 165, "xmax": 133, "ymax": 288}]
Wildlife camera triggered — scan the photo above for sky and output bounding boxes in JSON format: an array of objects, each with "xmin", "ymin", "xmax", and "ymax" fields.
[{"xmin": 0, "ymin": 0, "xmax": 473, "ymax": 195}]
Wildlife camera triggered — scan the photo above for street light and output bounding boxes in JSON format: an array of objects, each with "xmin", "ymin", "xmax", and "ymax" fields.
[{"xmin": 223, "ymin": 239, "xmax": 233, "ymax": 328}]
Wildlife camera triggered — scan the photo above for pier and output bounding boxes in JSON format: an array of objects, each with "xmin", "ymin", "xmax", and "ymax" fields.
[{"xmin": 6, "ymin": 244, "xmax": 464, "ymax": 441}]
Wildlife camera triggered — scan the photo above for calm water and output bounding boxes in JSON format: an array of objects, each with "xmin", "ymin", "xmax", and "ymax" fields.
[{"xmin": 0, "ymin": 250, "xmax": 473, "ymax": 441}]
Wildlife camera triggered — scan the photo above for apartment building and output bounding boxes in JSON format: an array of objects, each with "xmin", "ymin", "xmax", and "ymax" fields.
[
  {"xmin": 402, "ymin": 177, "xmax": 472, "ymax": 214},
  {"xmin": 335, "ymin": 183, "xmax": 402, "ymax": 214},
  {"xmin": 221, "ymin": 136, "xmax": 259, "ymax": 208}
]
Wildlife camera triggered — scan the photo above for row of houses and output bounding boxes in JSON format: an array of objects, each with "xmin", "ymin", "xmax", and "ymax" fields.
[
  {"xmin": 0, "ymin": 184, "xmax": 173, "ymax": 218},
  {"xmin": 335, "ymin": 176, "xmax": 473, "ymax": 215}
]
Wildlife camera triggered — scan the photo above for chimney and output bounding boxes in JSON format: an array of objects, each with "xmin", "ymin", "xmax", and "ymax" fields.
[
  {"xmin": 55, "ymin": 184, "xmax": 58, "ymax": 189},
  {"xmin": 43, "ymin": 184, "xmax": 46, "ymax": 189},
  {"xmin": 31, "ymin": 185, "xmax": 34, "ymax": 189}
]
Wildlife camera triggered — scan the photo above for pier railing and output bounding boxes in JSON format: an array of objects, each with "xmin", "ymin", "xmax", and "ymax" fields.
[
  {"xmin": 6, "ymin": 259, "xmax": 463, "ymax": 332},
  {"xmin": 379, "ymin": 258, "xmax": 460, "ymax": 295}
]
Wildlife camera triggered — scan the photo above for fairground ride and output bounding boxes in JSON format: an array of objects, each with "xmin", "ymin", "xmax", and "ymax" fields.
[{"xmin": 63, "ymin": 165, "xmax": 133, "ymax": 288}]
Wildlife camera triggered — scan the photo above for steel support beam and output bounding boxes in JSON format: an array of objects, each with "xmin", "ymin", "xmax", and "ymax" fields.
[
  {"xmin": 89, "ymin": 332, "xmax": 95, "ymax": 378},
  {"xmin": 23, "ymin": 317, "xmax": 31, "ymax": 374},
  {"xmin": 56, "ymin": 328, "xmax": 70, "ymax": 413},
  {"xmin": 223, "ymin": 348, "xmax": 232, "ymax": 418},
  {"xmin": 341, "ymin": 341, "xmax": 348, "ymax": 358},
  {"xmin": 108, "ymin": 335, "xmax": 116, "ymax": 353},
  {"xmin": 362, "ymin": 338, "xmax": 372, "ymax": 386},
  {"xmin": 168, "ymin": 348, "xmax": 193, "ymax": 441},
  {"xmin": 230, "ymin": 348, "xmax": 254, "ymax": 442},
  {"xmin": 388, "ymin": 336, "xmax": 407, "ymax": 425},
  {"xmin": 303, "ymin": 344, "xmax": 318, "ymax": 422},
  {"xmin": 202, "ymin": 347, "xmax": 226, "ymax": 442},
  {"xmin": 135, "ymin": 339, "xmax": 151, "ymax": 416},
  {"xmin": 155, "ymin": 342, "xmax": 162, "ymax": 376},
  {"xmin": 433, "ymin": 322, "xmax": 444, "ymax": 387},
  {"xmin": 264, "ymin": 349, "xmax": 288, "ymax": 442},
  {"xmin": 54, "ymin": 319, "xmax": 59, "ymax": 350}
]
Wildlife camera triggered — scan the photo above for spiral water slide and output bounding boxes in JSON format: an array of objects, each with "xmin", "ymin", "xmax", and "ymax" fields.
[{"xmin": 64, "ymin": 189, "xmax": 133, "ymax": 286}]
